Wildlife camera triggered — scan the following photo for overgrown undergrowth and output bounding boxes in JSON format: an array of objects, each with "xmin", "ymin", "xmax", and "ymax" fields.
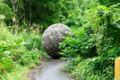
[
  {"xmin": 0, "ymin": 27, "xmax": 46, "ymax": 80},
  {"xmin": 60, "ymin": 1, "xmax": 120, "ymax": 80}
]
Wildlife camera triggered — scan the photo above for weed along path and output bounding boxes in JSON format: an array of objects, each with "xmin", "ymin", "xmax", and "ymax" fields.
[{"xmin": 36, "ymin": 59, "xmax": 72, "ymax": 80}]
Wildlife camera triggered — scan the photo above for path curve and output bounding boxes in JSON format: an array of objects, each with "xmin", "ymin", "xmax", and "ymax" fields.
[{"xmin": 36, "ymin": 59, "xmax": 72, "ymax": 80}]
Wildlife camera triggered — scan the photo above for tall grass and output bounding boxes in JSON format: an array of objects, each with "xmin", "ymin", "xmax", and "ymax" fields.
[
  {"xmin": 18, "ymin": 32, "xmax": 44, "ymax": 51},
  {"xmin": 1, "ymin": 65, "xmax": 29, "ymax": 80},
  {"xmin": 0, "ymin": 26, "xmax": 46, "ymax": 80},
  {"xmin": 0, "ymin": 27, "xmax": 14, "ymax": 41}
]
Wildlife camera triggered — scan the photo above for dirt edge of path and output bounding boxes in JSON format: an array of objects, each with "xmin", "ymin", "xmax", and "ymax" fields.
[
  {"xmin": 26, "ymin": 56, "xmax": 50, "ymax": 80},
  {"xmin": 26, "ymin": 56, "xmax": 76, "ymax": 80}
]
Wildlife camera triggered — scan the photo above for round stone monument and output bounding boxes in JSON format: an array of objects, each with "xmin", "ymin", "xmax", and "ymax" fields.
[{"xmin": 42, "ymin": 23, "xmax": 71, "ymax": 58}]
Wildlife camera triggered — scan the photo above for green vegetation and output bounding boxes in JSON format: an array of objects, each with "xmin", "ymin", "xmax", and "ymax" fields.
[
  {"xmin": 0, "ymin": 26, "xmax": 46, "ymax": 79},
  {"xmin": 0, "ymin": 0, "xmax": 120, "ymax": 80},
  {"xmin": 0, "ymin": 13, "xmax": 46, "ymax": 79},
  {"xmin": 60, "ymin": 0, "xmax": 120, "ymax": 80},
  {"xmin": 1, "ymin": 65, "xmax": 28, "ymax": 80}
]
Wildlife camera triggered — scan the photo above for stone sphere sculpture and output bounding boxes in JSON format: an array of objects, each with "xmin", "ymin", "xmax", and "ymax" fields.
[{"xmin": 42, "ymin": 23, "xmax": 71, "ymax": 58}]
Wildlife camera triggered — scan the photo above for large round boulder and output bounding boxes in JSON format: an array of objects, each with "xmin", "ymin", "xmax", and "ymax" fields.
[{"xmin": 42, "ymin": 23, "xmax": 71, "ymax": 58}]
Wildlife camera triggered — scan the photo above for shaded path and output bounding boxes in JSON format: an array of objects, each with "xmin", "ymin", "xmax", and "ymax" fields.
[{"xmin": 36, "ymin": 59, "xmax": 72, "ymax": 80}]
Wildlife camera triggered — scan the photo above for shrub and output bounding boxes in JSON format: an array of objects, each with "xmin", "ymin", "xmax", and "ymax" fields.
[
  {"xmin": 98, "ymin": 0, "xmax": 120, "ymax": 6},
  {"xmin": 0, "ymin": 2, "xmax": 14, "ymax": 20},
  {"xmin": 0, "ymin": 27, "xmax": 44, "ymax": 75},
  {"xmin": 69, "ymin": 57, "xmax": 114, "ymax": 80},
  {"xmin": 60, "ymin": 26, "xmax": 97, "ymax": 59},
  {"xmin": 18, "ymin": 32, "xmax": 44, "ymax": 51},
  {"xmin": 60, "ymin": 2, "xmax": 120, "ymax": 80}
]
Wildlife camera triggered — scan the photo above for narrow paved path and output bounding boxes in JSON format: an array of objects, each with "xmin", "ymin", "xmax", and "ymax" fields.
[{"xmin": 36, "ymin": 59, "xmax": 72, "ymax": 80}]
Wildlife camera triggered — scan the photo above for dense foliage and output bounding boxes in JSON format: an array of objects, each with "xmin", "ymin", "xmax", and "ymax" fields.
[
  {"xmin": 0, "ymin": 26, "xmax": 45, "ymax": 79},
  {"xmin": 30, "ymin": 0, "xmax": 62, "ymax": 28},
  {"xmin": 0, "ymin": 2, "xmax": 14, "ymax": 20},
  {"xmin": 0, "ymin": 0, "xmax": 120, "ymax": 80},
  {"xmin": 60, "ymin": 1, "xmax": 120, "ymax": 80},
  {"xmin": 0, "ymin": 0, "xmax": 82, "ymax": 79},
  {"xmin": 3, "ymin": 0, "xmax": 82, "ymax": 30},
  {"xmin": 98, "ymin": 0, "xmax": 120, "ymax": 6}
]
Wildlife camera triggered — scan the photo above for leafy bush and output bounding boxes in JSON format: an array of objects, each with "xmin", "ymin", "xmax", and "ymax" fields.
[
  {"xmin": 68, "ymin": 57, "xmax": 114, "ymax": 80},
  {"xmin": 0, "ymin": 27, "xmax": 14, "ymax": 41},
  {"xmin": 98, "ymin": 0, "xmax": 120, "ymax": 6},
  {"xmin": 0, "ymin": 2, "xmax": 14, "ymax": 20},
  {"xmin": 0, "ymin": 27, "xmax": 45, "ymax": 78},
  {"xmin": 60, "ymin": 2, "xmax": 120, "ymax": 80},
  {"xmin": 1, "ymin": 65, "xmax": 28, "ymax": 80},
  {"xmin": 61, "ymin": 56, "xmax": 84, "ymax": 72},
  {"xmin": 21, "ymin": 33, "xmax": 44, "ymax": 51},
  {"xmin": 60, "ymin": 26, "xmax": 97, "ymax": 59},
  {"xmin": 61, "ymin": 11, "xmax": 85, "ymax": 28},
  {"xmin": 61, "ymin": 0, "xmax": 97, "ymax": 28},
  {"xmin": 31, "ymin": 0, "xmax": 63, "ymax": 29}
]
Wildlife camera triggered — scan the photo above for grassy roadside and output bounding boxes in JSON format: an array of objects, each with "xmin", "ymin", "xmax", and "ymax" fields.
[
  {"xmin": 1, "ymin": 65, "xmax": 29, "ymax": 80},
  {"xmin": 0, "ymin": 26, "xmax": 47, "ymax": 80},
  {"xmin": 1, "ymin": 56, "xmax": 49, "ymax": 80}
]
